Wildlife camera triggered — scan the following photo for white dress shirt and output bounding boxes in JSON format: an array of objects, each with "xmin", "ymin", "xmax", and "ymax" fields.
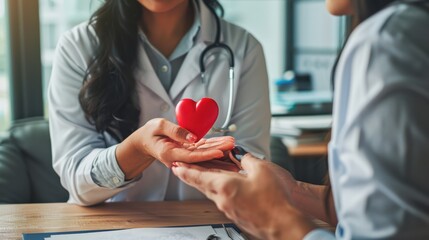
[
  {"xmin": 48, "ymin": 0, "xmax": 271, "ymax": 206},
  {"xmin": 305, "ymin": 3, "xmax": 429, "ymax": 239}
]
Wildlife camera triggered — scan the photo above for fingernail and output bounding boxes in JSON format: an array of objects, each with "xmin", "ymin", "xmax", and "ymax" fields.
[
  {"xmin": 186, "ymin": 133, "xmax": 197, "ymax": 142},
  {"xmin": 172, "ymin": 162, "xmax": 178, "ymax": 167}
]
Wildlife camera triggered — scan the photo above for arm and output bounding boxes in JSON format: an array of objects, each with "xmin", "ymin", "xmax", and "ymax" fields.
[
  {"xmin": 334, "ymin": 88, "xmax": 429, "ymax": 238},
  {"xmin": 257, "ymin": 158, "xmax": 337, "ymax": 225},
  {"xmin": 293, "ymin": 181, "xmax": 337, "ymax": 226},
  {"xmin": 49, "ymin": 31, "xmax": 123, "ymax": 206},
  {"xmin": 259, "ymin": 162, "xmax": 338, "ymax": 234}
]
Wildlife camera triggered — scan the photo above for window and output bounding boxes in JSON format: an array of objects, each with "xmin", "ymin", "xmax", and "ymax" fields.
[
  {"xmin": 0, "ymin": 0, "xmax": 10, "ymax": 131},
  {"xmin": 39, "ymin": 0, "xmax": 101, "ymax": 115},
  {"xmin": 219, "ymin": 0, "xmax": 346, "ymax": 115},
  {"xmin": 293, "ymin": 0, "xmax": 346, "ymax": 92},
  {"xmin": 277, "ymin": 0, "xmax": 347, "ymax": 115},
  {"xmin": 220, "ymin": 0, "xmax": 287, "ymax": 81},
  {"xmin": 219, "ymin": 0, "xmax": 286, "ymax": 100}
]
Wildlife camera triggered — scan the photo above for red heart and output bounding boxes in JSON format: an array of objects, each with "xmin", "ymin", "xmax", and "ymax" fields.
[{"xmin": 176, "ymin": 98, "xmax": 219, "ymax": 141}]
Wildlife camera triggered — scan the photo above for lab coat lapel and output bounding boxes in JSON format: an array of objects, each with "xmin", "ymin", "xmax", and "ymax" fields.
[
  {"xmin": 135, "ymin": 43, "xmax": 172, "ymax": 104},
  {"xmin": 169, "ymin": 43, "xmax": 216, "ymax": 100}
]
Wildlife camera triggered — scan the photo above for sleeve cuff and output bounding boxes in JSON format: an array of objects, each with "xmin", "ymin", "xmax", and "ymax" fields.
[{"xmin": 90, "ymin": 145, "xmax": 140, "ymax": 188}]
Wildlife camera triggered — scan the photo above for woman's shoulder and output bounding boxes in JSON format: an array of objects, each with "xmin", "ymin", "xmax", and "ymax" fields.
[
  {"xmin": 57, "ymin": 21, "xmax": 97, "ymax": 52},
  {"xmin": 219, "ymin": 19, "xmax": 263, "ymax": 56}
]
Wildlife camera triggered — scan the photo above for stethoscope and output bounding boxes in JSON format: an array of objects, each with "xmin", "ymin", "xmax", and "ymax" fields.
[{"xmin": 199, "ymin": 0, "xmax": 236, "ymax": 134}]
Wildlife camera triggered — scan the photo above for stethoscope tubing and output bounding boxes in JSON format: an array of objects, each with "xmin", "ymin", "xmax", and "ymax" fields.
[{"xmin": 199, "ymin": 0, "xmax": 236, "ymax": 133}]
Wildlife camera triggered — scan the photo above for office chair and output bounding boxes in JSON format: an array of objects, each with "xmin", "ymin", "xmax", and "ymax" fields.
[{"xmin": 0, "ymin": 117, "xmax": 68, "ymax": 203}]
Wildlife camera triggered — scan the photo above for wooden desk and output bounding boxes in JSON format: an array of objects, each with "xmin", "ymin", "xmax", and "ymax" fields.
[
  {"xmin": 0, "ymin": 200, "xmax": 332, "ymax": 240},
  {"xmin": 0, "ymin": 201, "xmax": 230, "ymax": 240},
  {"xmin": 271, "ymin": 115, "xmax": 331, "ymax": 157},
  {"xmin": 288, "ymin": 142, "xmax": 328, "ymax": 157}
]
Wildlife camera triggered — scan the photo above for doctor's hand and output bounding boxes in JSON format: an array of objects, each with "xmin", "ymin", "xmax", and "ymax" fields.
[
  {"xmin": 116, "ymin": 118, "xmax": 234, "ymax": 180},
  {"xmin": 172, "ymin": 154, "xmax": 316, "ymax": 240}
]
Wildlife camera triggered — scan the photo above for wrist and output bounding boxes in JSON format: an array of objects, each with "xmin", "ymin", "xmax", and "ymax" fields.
[
  {"xmin": 267, "ymin": 204, "xmax": 316, "ymax": 240},
  {"xmin": 116, "ymin": 135, "xmax": 155, "ymax": 180}
]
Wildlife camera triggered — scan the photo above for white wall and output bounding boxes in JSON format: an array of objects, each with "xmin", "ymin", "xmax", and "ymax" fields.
[
  {"xmin": 294, "ymin": 0, "xmax": 343, "ymax": 91},
  {"xmin": 219, "ymin": 0, "xmax": 286, "ymax": 90}
]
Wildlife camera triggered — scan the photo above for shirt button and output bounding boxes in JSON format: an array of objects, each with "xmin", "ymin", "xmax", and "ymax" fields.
[
  {"xmin": 161, "ymin": 103, "xmax": 170, "ymax": 112},
  {"xmin": 161, "ymin": 65, "xmax": 169, "ymax": 73},
  {"xmin": 112, "ymin": 176, "xmax": 120, "ymax": 184}
]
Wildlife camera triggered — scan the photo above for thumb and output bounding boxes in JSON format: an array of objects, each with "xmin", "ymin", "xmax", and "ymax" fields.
[
  {"xmin": 160, "ymin": 121, "xmax": 197, "ymax": 143},
  {"xmin": 240, "ymin": 154, "xmax": 264, "ymax": 175}
]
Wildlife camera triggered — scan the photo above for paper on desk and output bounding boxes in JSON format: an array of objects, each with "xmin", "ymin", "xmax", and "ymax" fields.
[
  {"xmin": 45, "ymin": 226, "xmax": 244, "ymax": 240},
  {"xmin": 271, "ymin": 115, "xmax": 332, "ymax": 137},
  {"xmin": 271, "ymin": 115, "xmax": 332, "ymax": 131}
]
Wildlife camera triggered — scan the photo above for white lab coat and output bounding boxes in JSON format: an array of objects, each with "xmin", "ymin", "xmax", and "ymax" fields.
[{"xmin": 48, "ymin": 0, "xmax": 271, "ymax": 205}]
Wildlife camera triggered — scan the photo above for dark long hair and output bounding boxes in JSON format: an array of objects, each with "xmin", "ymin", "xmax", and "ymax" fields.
[
  {"xmin": 324, "ymin": 0, "xmax": 396, "ymax": 226},
  {"xmin": 79, "ymin": 0, "xmax": 222, "ymax": 142},
  {"xmin": 79, "ymin": 0, "xmax": 141, "ymax": 141}
]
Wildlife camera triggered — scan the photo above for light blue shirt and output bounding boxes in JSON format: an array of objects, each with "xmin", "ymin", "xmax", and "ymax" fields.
[{"xmin": 305, "ymin": 3, "xmax": 429, "ymax": 239}]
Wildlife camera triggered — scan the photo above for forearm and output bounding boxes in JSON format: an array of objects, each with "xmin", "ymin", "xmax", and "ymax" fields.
[{"xmin": 292, "ymin": 181, "xmax": 337, "ymax": 226}]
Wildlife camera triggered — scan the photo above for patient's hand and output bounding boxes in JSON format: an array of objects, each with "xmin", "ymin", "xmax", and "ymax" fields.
[{"xmin": 180, "ymin": 136, "xmax": 239, "ymax": 172}]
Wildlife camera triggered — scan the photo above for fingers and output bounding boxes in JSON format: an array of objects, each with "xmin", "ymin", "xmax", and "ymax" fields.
[
  {"xmin": 173, "ymin": 166, "xmax": 239, "ymax": 203},
  {"xmin": 152, "ymin": 119, "xmax": 197, "ymax": 143},
  {"xmin": 203, "ymin": 136, "xmax": 235, "ymax": 144},
  {"xmin": 196, "ymin": 136, "xmax": 235, "ymax": 151},
  {"xmin": 197, "ymin": 140, "xmax": 235, "ymax": 151},
  {"xmin": 172, "ymin": 166, "xmax": 221, "ymax": 200},
  {"xmin": 175, "ymin": 162, "xmax": 226, "ymax": 173},
  {"xmin": 169, "ymin": 148, "xmax": 225, "ymax": 163}
]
